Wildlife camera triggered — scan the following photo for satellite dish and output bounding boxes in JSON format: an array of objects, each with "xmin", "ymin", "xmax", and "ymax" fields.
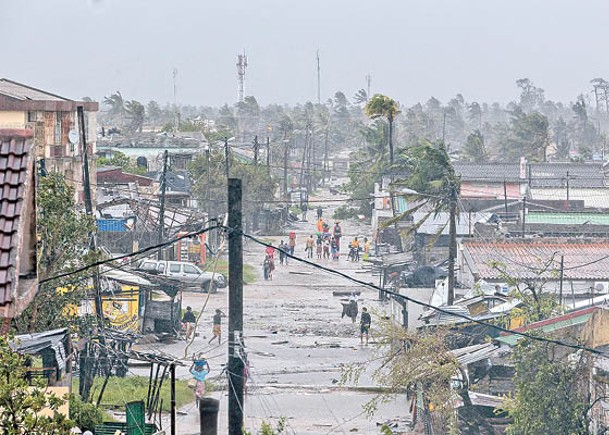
[{"xmin": 68, "ymin": 130, "xmax": 79, "ymax": 144}]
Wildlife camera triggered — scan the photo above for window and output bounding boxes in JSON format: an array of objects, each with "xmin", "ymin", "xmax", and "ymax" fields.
[
  {"xmin": 158, "ymin": 263, "xmax": 165, "ymax": 273},
  {"xmin": 141, "ymin": 262, "xmax": 156, "ymax": 271},
  {"xmin": 27, "ymin": 111, "xmax": 36, "ymax": 123},
  {"xmin": 169, "ymin": 264, "xmax": 181, "ymax": 273},
  {"xmin": 183, "ymin": 265, "xmax": 199, "ymax": 274}
]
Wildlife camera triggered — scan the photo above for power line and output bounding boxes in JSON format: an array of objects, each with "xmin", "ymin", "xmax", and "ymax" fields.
[
  {"xmin": 39, "ymin": 225, "xmax": 217, "ymax": 285},
  {"xmin": 240, "ymin": 229, "xmax": 602, "ymax": 355}
]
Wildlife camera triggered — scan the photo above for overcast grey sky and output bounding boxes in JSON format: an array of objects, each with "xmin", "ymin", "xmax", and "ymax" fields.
[{"xmin": 2, "ymin": 0, "xmax": 609, "ymax": 107}]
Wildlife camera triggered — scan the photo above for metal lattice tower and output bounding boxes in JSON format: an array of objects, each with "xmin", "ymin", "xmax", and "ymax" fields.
[{"xmin": 236, "ymin": 52, "xmax": 248, "ymax": 103}]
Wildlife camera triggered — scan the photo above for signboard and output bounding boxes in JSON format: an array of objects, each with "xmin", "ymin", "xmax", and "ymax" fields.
[{"xmin": 101, "ymin": 286, "xmax": 140, "ymax": 333}]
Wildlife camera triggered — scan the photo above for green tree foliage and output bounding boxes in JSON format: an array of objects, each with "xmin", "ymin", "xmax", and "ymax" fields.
[
  {"xmin": 461, "ymin": 130, "xmax": 487, "ymax": 162},
  {"xmin": 69, "ymin": 395, "xmax": 104, "ymax": 432},
  {"xmin": 365, "ymin": 94, "xmax": 400, "ymax": 164},
  {"xmin": 0, "ymin": 335, "xmax": 73, "ymax": 433},
  {"xmin": 504, "ymin": 338, "xmax": 589, "ymax": 434},
  {"xmin": 97, "ymin": 150, "xmax": 146, "ymax": 175},
  {"xmin": 392, "ymin": 140, "xmax": 460, "ymax": 303},
  {"xmin": 342, "ymin": 320, "xmax": 459, "ymax": 428},
  {"xmin": 124, "ymin": 100, "xmax": 145, "ymax": 133},
  {"xmin": 189, "ymin": 152, "xmax": 278, "ymax": 219},
  {"xmin": 12, "ymin": 174, "xmax": 96, "ymax": 333},
  {"xmin": 499, "ymin": 108, "xmax": 550, "ymax": 161}
]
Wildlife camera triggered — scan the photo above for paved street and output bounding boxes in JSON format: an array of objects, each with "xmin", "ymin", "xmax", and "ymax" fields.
[{"xmin": 133, "ymin": 188, "xmax": 411, "ymax": 434}]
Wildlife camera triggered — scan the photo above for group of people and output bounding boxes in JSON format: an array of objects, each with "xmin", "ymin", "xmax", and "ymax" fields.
[{"xmin": 182, "ymin": 307, "xmax": 226, "ymax": 344}]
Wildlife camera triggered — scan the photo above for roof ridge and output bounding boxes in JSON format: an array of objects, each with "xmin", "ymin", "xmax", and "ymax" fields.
[{"xmin": 0, "ymin": 78, "xmax": 70, "ymax": 101}]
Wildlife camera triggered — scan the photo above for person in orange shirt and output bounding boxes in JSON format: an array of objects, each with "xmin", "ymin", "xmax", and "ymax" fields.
[{"xmin": 317, "ymin": 217, "xmax": 324, "ymax": 232}]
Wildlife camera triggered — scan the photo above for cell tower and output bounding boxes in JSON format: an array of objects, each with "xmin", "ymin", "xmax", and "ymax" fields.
[{"xmin": 236, "ymin": 51, "xmax": 248, "ymax": 103}]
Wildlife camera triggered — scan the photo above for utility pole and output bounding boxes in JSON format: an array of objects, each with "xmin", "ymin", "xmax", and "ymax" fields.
[
  {"xmin": 227, "ymin": 179, "xmax": 244, "ymax": 435},
  {"xmin": 559, "ymin": 255, "xmax": 565, "ymax": 306},
  {"xmin": 170, "ymin": 363, "xmax": 176, "ymax": 435},
  {"xmin": 77, "ymin": 105, "xmax": 105, "ymax": 400},
  {"xmin": 283, "ymin": 138, "xmax": 290, "ymax": 202},
  {"xmin": 447, "ymin": 186, "xmax": 457, "ymax": 305},
  {"xmin": 316, "ymin": 50, "xmax": 321, "ymax": 105},
  {"xmin": 521, "ymin": 196, "xmax": 527, "ymax": 238},
  {"xmin": 566, "ymin": 170, "xmax": 570, "ymax": 207},
  {"xmin": 253, "ymin": 135, "xmax": 259, "ymax": 165},
  {"xmin": 503, "ymin": 179, "xmax": 508, "ymax": 215},
  {"xmin": 266, "ymin": 137, "xmax": 271, "ymax": 175},
  {"xmin": 224, "ymin": 137, "xmax": 230, "ymax": 179},
  {"xmin": 158, "ymin": 150, "xmax": 169, "ymax": 260},
  {"xmin": 299, "ymin": 126, "xmax": 311, "ymax": 201}
]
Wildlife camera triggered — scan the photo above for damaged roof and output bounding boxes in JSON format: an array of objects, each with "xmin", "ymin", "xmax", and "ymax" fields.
[{"xmin": 463, "ymin": 238, "xmax": 609, "ymax": 281}]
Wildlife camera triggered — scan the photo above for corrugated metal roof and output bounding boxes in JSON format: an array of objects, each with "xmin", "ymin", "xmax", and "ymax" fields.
[
  {"xmin": 0, "ymin": 132, "xmax": 32, "ymax": 306},
  {"xmin": 0, "ymin": 78, "xmax": 68, "ymax": 102},
  {"xmin": 453, "ymin": 162, "xmax": 521, "ymax": 182},
  {"xmin": 530, "ymin": 187, "xmax": 609, "ymax": 209},
  {"xmin": 463, "ymin": 239, "xmax": 609, "ymax": 280},
  {"xmin": 495, "ymin": 311, "xmax": 593, "ymax": 346},
  {"xmin": 527, "ymin": 211, "xmax": 609, "ymax": 225},
  {"xmin": 529, "ymin": 162, "xmax": 607, "ymax": 188}
]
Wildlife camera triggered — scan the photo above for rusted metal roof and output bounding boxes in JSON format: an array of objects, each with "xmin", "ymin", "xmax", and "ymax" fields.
[
  {"xmin": 463, "ymin": 238, "xmax": 609, "ymax": 280},
  {"xmin": 0, "ymin": 130, "xmax": 34, "ymax": 309}
]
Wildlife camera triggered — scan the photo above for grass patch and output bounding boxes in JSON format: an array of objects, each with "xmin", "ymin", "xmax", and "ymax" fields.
[
  {"xmin": 73, "ymin": 376, "xmax": 192, "ymax": 412},
  {"xmin": 203, "ymin": 259, "xmax": 258, "ymax": 284}
]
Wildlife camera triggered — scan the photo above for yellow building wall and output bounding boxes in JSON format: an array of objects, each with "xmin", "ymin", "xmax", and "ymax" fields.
[{"xmin": 0, "ymin": 110, "xmax": 26, "ymax": 128}]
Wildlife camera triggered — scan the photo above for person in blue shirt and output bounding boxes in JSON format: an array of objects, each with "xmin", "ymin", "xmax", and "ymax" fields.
[{"xmin": 190, "ymin": 354, "xmax": 210, "ymax": 403}]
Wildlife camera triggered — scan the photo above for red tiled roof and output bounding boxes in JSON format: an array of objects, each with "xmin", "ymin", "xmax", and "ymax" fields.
[
  {"xmin": 463, "ymin": 239, "xmax": 609, "ymax": 280},
  {"xmin": 0, "ymin": 131, "xmax": 33, "ymax": 307}
]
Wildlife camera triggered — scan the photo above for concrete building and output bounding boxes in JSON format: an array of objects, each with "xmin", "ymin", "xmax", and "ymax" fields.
[{"xmin": 0, "ymin": 78, "xmax": 98, "ymax": 202}]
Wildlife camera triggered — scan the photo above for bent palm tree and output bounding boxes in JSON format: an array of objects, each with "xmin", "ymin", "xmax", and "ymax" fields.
[{"xmin": 391, "ymin": 139, "xmax": 460, "ymax": 304}]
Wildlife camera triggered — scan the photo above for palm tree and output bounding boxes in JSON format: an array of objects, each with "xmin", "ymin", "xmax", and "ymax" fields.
[
  {"xmin": 392, "ymin": 140, "xmax": 460, "ymax": 304},
  {"xmin": 353, "ymin": 88, "xmax": 368, "ymax": 105},
  {"xmin": 103, "ymin": 91, "xmax": 125, "ymax": 125},
  {"xmin": 364, "ymin": 94, "xmax": 400, "ymax": 166},
  {"xmin": 124, "ymin": 100, "xmax": 145, "ymax": 133}
]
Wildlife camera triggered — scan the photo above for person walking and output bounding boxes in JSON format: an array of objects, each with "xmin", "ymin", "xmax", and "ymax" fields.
[
  {"xmin": 316, "ymin": 235, "xmax": 323, "ymax": 259},
  {"xmin": 278, "ymin": 240, "xmax": 287, "ymax": 265},
  {"xmin": 316, "ymin": 217, "xmax": 324, "ymax": 233},
  {"xmin": 288, "ymin": 233, "xmax": 296, "ymax": 256},
  {"xmin": 305, "ymin": 235, "xmax": 315, "ymax": 259},
  {"xmin": 333, "ymin": 222, "xmax": 343, "ymax": 252},
  {"xmin": 317, "ymin": 206, "xmax": 323, "ymax": 220},
  {"xmin": 350, "ymin": 237, "xmax": 360, "ymax": 262},
  {"xmin": 301, "ymin": 202, "xmax": 308, "ymax": 221},
  {"xmin": 323, "ymin": 238, "xmax": 330, "ymax": 260},
  {"xmin": 360, "ymin": 307, "xmax": 371, "ymax": 345},
  {"xmin": 208, "ymin": 309, "xmax": 226, "ymax": 345},
  {"xmin": 182, "ymin": 306, "xmax": 197, "ymax": 340},
  {"xmin": 190, "ymin": 354, "xmax": 210, "ymax": 405}
]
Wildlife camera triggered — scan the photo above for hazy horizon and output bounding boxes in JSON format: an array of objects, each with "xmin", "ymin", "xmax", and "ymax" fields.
[{"xmin": 2, "ymin": 0, "xmax": 609, "ymax": 107}]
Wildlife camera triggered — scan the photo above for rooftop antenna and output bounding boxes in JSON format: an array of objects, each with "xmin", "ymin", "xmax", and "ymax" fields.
[
  {"xmin": 316, "ymin": 50, "xmax": 321, "ymax": 104},
  {"xmin": 237, "ymin": 51, "xmax": 248, "ymax": 103},
  {"xmin": 172, "ymin": 67, "xmax": 179, "ymax": 129}
]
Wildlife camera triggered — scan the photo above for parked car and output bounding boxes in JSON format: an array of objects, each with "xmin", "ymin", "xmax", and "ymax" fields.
[{"xmin": 135, "ymin": 260, "xmax": 227, "ymax": 293}]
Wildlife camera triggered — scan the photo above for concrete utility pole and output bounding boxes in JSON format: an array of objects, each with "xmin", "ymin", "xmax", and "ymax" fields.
[
  {"xmin": 521, "ymin": 196, "xmax": 527, "ymax": 238},
  {"xmin": 227, "ymin": 179, "xmax": 245, "ymax": 435},
  {"xmin": 266, "ymin": 137, "xmax": 271, "ymax": 175},
  {"xmin": 170, "ymin": 363, "xmax": 176, "ymax": 435},
  {"xmin": 447, "ymin": 186, "xmax": 457, "ymax": 305},
  {"xmin": 77, "ymin": 105, "xmax": 105, "ymax": 400},
  {"xmin": 158, "ymin": 150, "xmax": 169, "ymax": 260},
  {"xmin": 225, "ymin": 137, "xmax": 230, "ymax": 179}
]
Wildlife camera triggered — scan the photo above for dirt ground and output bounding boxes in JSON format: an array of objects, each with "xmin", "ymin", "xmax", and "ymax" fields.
[{"xmin": 131, "ymin": 187, "xmax": 413, "ymax": 434}]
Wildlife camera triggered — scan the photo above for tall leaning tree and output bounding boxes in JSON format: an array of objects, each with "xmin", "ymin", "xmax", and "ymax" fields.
[
  {"xmin": 392, "ymin": 140, "xmax": 460, "ymax": 305},
  {"xmin": 364, "ymin": 94, "xmax": 400, "ymax": 166}
]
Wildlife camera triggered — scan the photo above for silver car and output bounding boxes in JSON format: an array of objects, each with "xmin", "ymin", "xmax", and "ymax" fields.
[{"xmin": 135, "ymin": 260, "xmax": 227, "ymax": 293}]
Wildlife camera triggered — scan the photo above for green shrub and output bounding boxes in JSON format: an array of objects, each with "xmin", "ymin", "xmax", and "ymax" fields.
[{"xmin": 70, "ymin": 395, "xmax": 104, "ymax": 431}]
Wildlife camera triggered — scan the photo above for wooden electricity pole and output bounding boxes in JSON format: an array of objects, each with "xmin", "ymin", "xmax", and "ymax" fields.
[{"xmin": 228, "ymin": 179, "xmax": 244, "ymax": 435}]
